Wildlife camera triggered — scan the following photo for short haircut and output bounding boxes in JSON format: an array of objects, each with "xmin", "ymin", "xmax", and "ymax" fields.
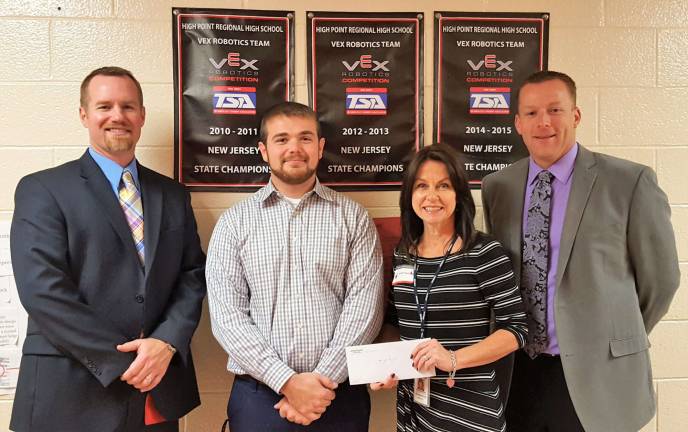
[
  {"xmin": 516, "ymin": 70, "xmax": 577, "ymax": 106},
  {"xmin": 80, "ymin": 66, "xmax": 143, "ymax": 108},
  {"xmin": 259, "ymin": 102, "xmax": 321, "ymax": 143},
  {"xmin": 398, "ymin": 144, "xmax": 477, "ymax": 256}
]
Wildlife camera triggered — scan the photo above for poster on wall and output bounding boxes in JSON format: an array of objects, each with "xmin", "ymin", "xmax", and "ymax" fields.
[
  {"xmin": 0, "ymin": 220, "xmax": 27, "ymax": 396},
  {"xmin": 434, "ymin": 12, "xmax": 549, "ymax": 186},
  {"xmin": 173, "ymin": 8, "xmax": 294, "ymax": 190},
  {"xmin": 308, "ymin": 11, "xmax": 423, "ymax": 190}
]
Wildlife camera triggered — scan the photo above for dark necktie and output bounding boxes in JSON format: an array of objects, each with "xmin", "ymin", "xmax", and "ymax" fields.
[{"xmin": 522, "ymin": 170, "xmax": 553, "ymax": 358}]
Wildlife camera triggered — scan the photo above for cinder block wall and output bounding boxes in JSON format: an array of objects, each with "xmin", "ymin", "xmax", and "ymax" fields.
[{"xmin": 0, "ymin": 1, "xmax": 686, "ymax": 431}]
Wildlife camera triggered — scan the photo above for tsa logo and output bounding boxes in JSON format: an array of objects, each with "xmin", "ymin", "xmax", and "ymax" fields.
[
  {"xmin": 212, "ymin": 86, "xmax": 256, "ymax": 115},
  {"xmin": 345, "ymin": 87, "xmax": 387, "ymax": 115},
  {"xmin": 469, "ymin": 87, "xmax": 510, "ymax": 115}
]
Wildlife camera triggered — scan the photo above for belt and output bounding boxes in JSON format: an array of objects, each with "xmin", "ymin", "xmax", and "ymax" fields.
[
  {"xmin": 234, "ymin": 374, "xmax": 353, "ymax": 391},
  {"xmin": 517, "ymin": 350, "xmax": 560, "ymax": 361},
  {"xmin": 235, "ymin": 374, "xmax": 273, "ymax": 391}
]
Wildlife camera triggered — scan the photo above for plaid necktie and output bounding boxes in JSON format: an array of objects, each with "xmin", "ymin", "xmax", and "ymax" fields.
[
  {"xmin": 118, "ymin": 169, "xmax": 145, "ymax": 266},
  {"xmin": 119, "ymin": 170, "xmax": 163, "ymax": 424},
  {"xmin": 522, "ymin": 170, "xmax": 553, "ymax": 358}
]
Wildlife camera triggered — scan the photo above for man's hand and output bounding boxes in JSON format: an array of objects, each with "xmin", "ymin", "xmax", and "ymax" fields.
[
  {"xmin": 279, "ymin": 373, "xmax": 337, "ymax": 422},
  {"xmin": 117, "ymin": 338, "xmax": 175, "ymax": 392},
  {"xmin": 274, "ymin": 397, "xmax": 313, "ymax": 425}
]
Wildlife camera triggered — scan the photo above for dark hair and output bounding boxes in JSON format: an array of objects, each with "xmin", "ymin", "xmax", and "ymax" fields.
[
  {"xmin": 515, "ymin": 70, "xmax": 577, "ymax": 106},
  {"xmin": 259, "ymin": 101, "xmax": 321, "ymax": 143},
  {"xmin": 80, "ymin": 66, "xmax": 143, "ymax": 108},
  {"xmin": 398, "ymin": 144, "xmax": 477, "ymax": 256}
]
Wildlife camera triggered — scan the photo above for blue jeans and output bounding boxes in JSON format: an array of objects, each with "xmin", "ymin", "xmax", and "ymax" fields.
[{"xmin": 227, "ymin": 376, "xmax": 370, "ymax": 432}]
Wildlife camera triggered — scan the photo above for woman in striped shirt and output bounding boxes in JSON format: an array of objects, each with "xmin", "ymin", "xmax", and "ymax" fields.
[{"xmin": 372, "ymin": 144, "xmax": 528, "ymax": 432}]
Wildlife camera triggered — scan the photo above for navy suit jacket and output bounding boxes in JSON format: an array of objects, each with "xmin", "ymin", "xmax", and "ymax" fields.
[{"xmin": 10, "ymin": 151, "xmax": 206, "ymax": 432}]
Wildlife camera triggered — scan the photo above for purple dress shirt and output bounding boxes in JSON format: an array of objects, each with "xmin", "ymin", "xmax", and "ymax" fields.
[{"xmin": 522, "ymin": 143, "xmax": 578, "ymax": 355}]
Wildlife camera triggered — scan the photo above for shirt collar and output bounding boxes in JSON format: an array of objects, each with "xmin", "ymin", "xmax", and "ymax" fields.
[
  {"xmin": 527, "ymin": 143, "xmax": 578, "ymax": 186},
  {"xmin": 256, "ymin": 177, "xmax": 334, "ymax": 204},
  {"xmin": 88, "ymin": 147, "xmax": 140, "ymax": 194}
]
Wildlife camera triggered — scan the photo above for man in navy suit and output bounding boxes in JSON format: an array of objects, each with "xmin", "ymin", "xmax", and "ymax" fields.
[{"xmin": 9, "ymin": 66, "xmax": 206, "ymax": 432}]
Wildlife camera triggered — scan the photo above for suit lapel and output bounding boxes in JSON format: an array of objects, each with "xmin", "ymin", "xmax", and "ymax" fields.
[
  {"xmin": 80, "ymin": 151, "xmax": 141, "ymax": 262},
  {"xmin": 555, "ymin": 146, "xmax": 598, "ymax": 289},
  {"xmin": 139, "ymin": 165, "xmax": 162, "ymax": 278},
  {"xmin": 505, "ymin": 160, "xmax": 528, "ymax": 281}
]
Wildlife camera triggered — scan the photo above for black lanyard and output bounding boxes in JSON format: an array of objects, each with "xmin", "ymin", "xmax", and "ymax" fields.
[{"xmin": 412, "ymin": 235, "xmax": 458, "ymax": 339}]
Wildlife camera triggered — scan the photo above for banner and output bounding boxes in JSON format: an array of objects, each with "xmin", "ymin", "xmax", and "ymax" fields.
[
  {"xmin": 308, "ymin": 12, "xmax": 423, "ymax": 190},
  {"xmin": 434, "ymin": 12, "xmax": 549, "ymax": 186},
  {"xmin": 173, "ymin": 8, "xmax": 294, "ymax": 190}
]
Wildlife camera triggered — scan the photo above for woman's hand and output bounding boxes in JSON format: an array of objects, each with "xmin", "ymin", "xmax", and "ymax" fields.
[
  {"xmin": 411, "ymin": 339, "xmax": 456, "ymax": 373},
  {"xmin": 370, "ymin": 374, "xmax": 398, "ymax": 391}
]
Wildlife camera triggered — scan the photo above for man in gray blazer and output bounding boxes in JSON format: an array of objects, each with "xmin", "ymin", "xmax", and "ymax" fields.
[{"xmin": 482, "ymin": 70, "xmax": 679, "ymax": 432}]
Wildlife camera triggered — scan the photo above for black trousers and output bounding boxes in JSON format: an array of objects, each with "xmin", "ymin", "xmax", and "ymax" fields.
[
  {"xmin": 226, "ymin": 375, "xmax": 370, "ymax": 432},
  {"xmin": 142, "ymin": 422, "xmax": 178, "ymax": 432},
  {"xmin": 506, "ymin": 350, "xmax": 585, "ymax": 432}
]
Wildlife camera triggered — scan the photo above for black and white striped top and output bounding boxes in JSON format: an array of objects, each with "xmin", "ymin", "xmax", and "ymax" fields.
[{"xmin": 389, "ymin": 233, "xmax": 528, "ymax": 432}]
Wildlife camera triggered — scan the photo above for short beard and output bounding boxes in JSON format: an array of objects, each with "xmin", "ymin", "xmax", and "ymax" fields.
[
  {"xmin": 266, "ymin": 154, "xmax": 317, "ymax": 185},
  {"xmin": 104, "ymin": 135, "xmax": 135, "ymax": 153},
  {"xmin": 271, "ymin": 165, "xmax": 316, "ymax": 185}
]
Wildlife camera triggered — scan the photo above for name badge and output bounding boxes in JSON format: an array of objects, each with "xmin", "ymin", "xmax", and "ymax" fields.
[
  {"xmin": 413, "ymin": 377, "xmax": 430, "ymax": 407},
  {"xmin": 392, "ymin": 265, "xmax": 414, "ymax": 286}
]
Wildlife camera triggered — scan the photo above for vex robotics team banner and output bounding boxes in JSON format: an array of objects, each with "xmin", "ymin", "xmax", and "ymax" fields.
[
  {"xmin": 434, "ymin": 12, "xmax": 549, "ymax": 186},
  {"xmin": 173, "ymin": 8, "xmax": 294, "ymax": 190},
  {"xmin": 308, "ymin": 12, "xmax": 423, "ymax": 189}
]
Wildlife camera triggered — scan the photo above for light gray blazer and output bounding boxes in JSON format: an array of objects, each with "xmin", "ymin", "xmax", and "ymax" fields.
[{"xmin": 481, "ymin": 145, "xmax": 680, "ymax": 432}]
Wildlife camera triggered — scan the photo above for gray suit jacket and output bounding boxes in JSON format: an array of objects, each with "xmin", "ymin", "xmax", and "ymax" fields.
[{"xmin": 481, "ymin": 145, "xmax": 680, "ymax": 432}]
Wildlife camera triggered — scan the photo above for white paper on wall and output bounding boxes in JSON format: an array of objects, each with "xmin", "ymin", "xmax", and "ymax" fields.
[
  {"xmin": 0, "ymin": 221, "xmax": 11, "ymax": 276},
  {"xmin": 0, "ymin": 277, "xmax": 12, "ymax": 303},
  {"xmin": 0, "ymin": 347, "xmax": 20, "ymax": 393},
  {"xmin": 0, "ymin": 308, "xmax": 19, "ymax": 346}
]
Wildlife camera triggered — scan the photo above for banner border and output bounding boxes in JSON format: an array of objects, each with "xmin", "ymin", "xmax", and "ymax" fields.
[
  {"xmin": 307, "ymin": 11, "xmax": 424, "ymax": 190},
  {"xmin": 172, "ymin": 8, "xmax": 295, "ymax": 191}
]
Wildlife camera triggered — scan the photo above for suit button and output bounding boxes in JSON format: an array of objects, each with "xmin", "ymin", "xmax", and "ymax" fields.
[{"xmin": 135, "ymin": 295, "xmax": 144, "ymax": 303}]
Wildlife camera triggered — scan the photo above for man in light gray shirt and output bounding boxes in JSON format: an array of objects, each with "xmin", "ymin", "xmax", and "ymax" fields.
[{"xmin": 206, "ymin": 102, "xmax": 384, "ymax": 431}]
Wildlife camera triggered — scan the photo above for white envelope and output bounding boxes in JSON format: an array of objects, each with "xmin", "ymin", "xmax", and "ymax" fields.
[{"xmin": 345, "ymin": 339, "xmax": 436, "ymax": 385}]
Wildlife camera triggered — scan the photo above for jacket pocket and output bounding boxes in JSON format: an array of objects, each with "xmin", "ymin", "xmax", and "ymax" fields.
[
  {"xmin": 22, "ymin": 334, "xmax": 65, "ymax": 356},
  {"xmin": 610, "ymin": 334, "xmax": 649, "ymax": 357}
]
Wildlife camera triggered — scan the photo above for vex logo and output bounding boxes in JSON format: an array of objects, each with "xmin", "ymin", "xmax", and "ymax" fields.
[
  {"xmin": 469, "ymin": 87, "xmax": 510, "ymax": 115},
  {"xmin": 342, "ymin": 55, "xmax": 390, "ymax": 72},
  {"xmin": 345, "ymin": 87, "xmax": 387, "ymax": 115},
  {"xmin": 209, "ymin": 53, "xmax": 259, "ymax": 70},
  {"xmin": 212, "ymin": 86, "xmax": 256, "ymax": 115},
  {"xmin": 467, "ymin": 55, "xmax": 513, "ymax": 72}
]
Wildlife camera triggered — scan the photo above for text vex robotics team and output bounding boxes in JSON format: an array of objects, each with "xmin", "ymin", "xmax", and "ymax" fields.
[{"xmin": 9, "ymin": 66, "xmax": 679, "ymax": 432}]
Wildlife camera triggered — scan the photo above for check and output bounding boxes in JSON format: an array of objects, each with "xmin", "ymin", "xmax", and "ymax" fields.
[{"xmin": 345, "ymin": 339, "xmax": 436, "ymax": 385}]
